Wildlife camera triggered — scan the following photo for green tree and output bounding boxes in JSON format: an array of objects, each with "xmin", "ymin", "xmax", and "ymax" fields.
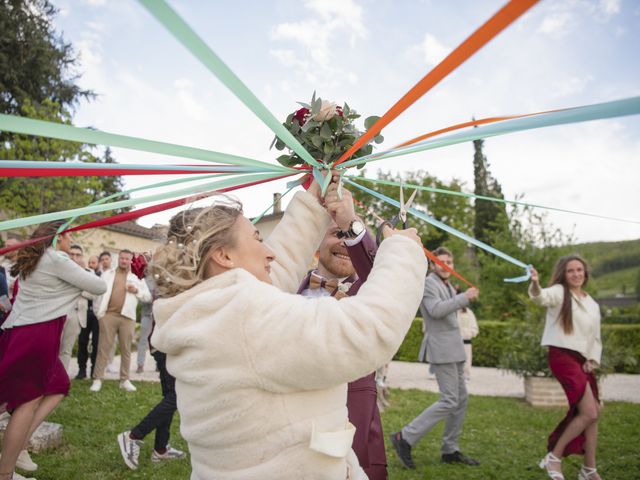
[
  {"xmin": 351, "ymin": 169, "xmax": 477, "ymax": 279},
  {"xmin": 0, "ymin": 0, "xmax": 127, "ymax": 221},
  {"xmin": 473, "ymin": 137, "xmax": 509, "ymax": 245}
]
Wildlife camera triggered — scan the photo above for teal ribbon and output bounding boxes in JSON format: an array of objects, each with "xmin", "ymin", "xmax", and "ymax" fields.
[
  {"xmin": 138, "ymin": 0, "xmax": 320, "ymax": 169},
  {"xmin": 0, "ymin": 172, "xmax": 290, "ymax": 232},
  {"xmin": 346, "ymin": 176, "xmax": 640, "ymax": 225},
  {"xmin": 251, "ymin": 184, "xmax": 297, "ymax": 225},
  {"xmin": 0, "ymin": 114, "xmax": 293, "ymax": 172},
  {"xmin": 0, "ymin": 160, "xmax": 271, "ymax": 174},
  {"xmin": 340, "ymin": 96, "xmax": 640, "ymax": 168},
  {"xmin": 345, "ymin": 178, "xmax": 531, "ymax": 283}
]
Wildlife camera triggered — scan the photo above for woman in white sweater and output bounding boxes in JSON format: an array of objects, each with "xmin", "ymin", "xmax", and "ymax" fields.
[
  {"xmin": 0, "ymin": 221, "xmax": 107, "ymax": 480},
  {"xmin": 148, "ymin": 179, "xmax": 428, "ymax": 480},
  {"xmin": 529, "ymin": 255, "xmax": 602, "ymax": 480}
]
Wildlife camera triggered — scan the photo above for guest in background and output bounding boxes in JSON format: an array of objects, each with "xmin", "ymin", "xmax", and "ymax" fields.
[
  {"xmin": 454, "ymin": 285, "xmax": 479, "ymax": 381},
  {"xmin": 530, "ymin": 255, "xmax": 602, "ymax": 480},
  {"xmin": 0, "ymin": 222, "xmax": 105, "ymax": 480},
  {"xmin": 76, "ymin": 255, "xmax": 102, "ymax": 380},
  {"xmin": 90, "ymin": 249, "xmax": 151, "ymax": 393}
]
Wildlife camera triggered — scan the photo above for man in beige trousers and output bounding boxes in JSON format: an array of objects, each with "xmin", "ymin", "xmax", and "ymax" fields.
[{"xmin": 90, "ymin": 249, "xmax": 151, "ymax": 392}]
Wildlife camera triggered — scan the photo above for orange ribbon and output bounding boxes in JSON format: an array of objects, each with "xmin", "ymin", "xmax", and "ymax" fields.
[{"xmin": 333, "ymin": 0, "xmax": 539, "ymax": 167}]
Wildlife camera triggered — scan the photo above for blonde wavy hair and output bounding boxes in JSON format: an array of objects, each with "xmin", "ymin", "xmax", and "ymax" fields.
[{"xmin": 149, "ymin": 196, "xmax": 243, "ymax": 298}]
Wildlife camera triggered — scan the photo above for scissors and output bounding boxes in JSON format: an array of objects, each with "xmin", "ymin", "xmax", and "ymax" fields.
[{"xmin": 376, "ymin": 182, "xmax": 418, "ymax": 245}]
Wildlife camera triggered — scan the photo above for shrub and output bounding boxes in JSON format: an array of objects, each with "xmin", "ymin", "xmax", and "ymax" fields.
[{"xmin": 393, "ymin": 319, "xmax": 640, "ymax": 374}]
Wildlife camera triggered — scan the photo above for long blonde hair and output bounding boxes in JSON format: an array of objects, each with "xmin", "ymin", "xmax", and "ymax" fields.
[{"xmin": 149, "ymin": 197, "xmax": 243, "ymax": 298}]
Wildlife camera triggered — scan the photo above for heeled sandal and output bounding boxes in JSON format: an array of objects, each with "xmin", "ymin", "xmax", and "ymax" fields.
[
  {"xmin": 539, "ymin": 452, "xmax": 565, "ymax": 479},
  {"xmin": 578, "ymin": 465, "xmax": 600, "ymax": 480}
]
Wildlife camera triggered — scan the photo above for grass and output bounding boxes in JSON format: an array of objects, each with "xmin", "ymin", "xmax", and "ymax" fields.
[{"xmin": 24, "ymin": 380, "xmax": 640, "ymax": 479}]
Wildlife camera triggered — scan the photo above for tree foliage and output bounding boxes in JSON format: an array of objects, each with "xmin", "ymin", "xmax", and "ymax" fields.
[{"xmin": 0, "ymin": 0, "xmax": 127, "ymax": 222}]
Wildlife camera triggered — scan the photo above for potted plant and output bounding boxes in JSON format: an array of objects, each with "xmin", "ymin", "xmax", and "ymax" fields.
[{"xmin": 499, "ymin": 314, "xmax": 568, "ymax": 407}]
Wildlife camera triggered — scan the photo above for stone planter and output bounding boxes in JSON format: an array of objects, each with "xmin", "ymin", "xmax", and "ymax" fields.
[
  {"xmin": 0, "ymin": 414, "xmax": 63, "ymax": 452},
  {"xmin": 524, "ymin": 376, "xmax": 568, "ymax": 407}
]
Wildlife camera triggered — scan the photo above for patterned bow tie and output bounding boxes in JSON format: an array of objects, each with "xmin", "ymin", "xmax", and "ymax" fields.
[{"xmin": 309, "ymin": 272, "xmax": 351, "ymax": 299}]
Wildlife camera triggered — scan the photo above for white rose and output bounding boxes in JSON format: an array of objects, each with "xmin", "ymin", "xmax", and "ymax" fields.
[{"xmin": 312, "ymin": 100, "xmax": 337, "ymax": 122}]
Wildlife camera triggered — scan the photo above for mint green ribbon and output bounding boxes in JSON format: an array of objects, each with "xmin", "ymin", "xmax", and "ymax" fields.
[
  {"xmin": 138, "ymin": 0, "xmax": 320, "ymax": 169},
  {"xmin": 0, "ymin": 114, "xmax": 293, "ymax": 172},
  {"xmin": 347, "ymin": 176, "xmax": 640, "ymax": 225},
  {"xmin": 340, "ymin": 96, "xmax": 640, "ymax": 168},
  {"xmin": 345, "ymin": 178, "xmax": 531, "ymax": 282},
  {"xmin": 0, "ymin": 160, "xmax": 269, "ymax": 174},
  {"xmin": 251, "ymin": 184, "xmax": 297, "ymax": 225},
  {"xmin": 0, "ymin": 172, "xmax": 289, "ymax": 232}
]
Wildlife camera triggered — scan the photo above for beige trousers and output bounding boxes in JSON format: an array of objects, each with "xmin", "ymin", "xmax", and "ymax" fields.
[{"xmin": 93, "ymin": 312, "xmax": 135, "ymax": 381}]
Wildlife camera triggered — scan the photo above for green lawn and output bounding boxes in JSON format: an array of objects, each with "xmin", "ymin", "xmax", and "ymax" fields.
[{"xmin": 25, "ymin": 380, "xmax": 640, "ymax": 479}]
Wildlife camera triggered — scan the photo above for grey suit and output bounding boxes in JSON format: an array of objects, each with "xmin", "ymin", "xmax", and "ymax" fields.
[{"xmin": 402, "ymin": 273, "xmax": 471, "ymax": 454}]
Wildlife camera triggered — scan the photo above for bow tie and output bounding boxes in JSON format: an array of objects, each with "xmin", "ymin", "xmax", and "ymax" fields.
[{"xmin": 309, "ymin": 272, "xmax": 351, "ymax": 299}]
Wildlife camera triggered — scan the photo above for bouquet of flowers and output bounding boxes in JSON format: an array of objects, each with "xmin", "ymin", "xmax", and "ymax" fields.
[{"xmin": 272, "ymin": 92, "xmax": 384, "ymax": 168}]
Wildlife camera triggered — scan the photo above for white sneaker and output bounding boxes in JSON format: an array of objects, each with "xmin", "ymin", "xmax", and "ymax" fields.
[
  {"xmin": 11, "ymin": 472, "xmax": 36, "ymax": 480},
  {"xmin": 117, "ymin": 431, "xmax": 143, "ymax": 470},
  {"xmin": 89, "ymin": 379, "xmax": 102, "ymax": 392},
  {"xmin": 119, "ymin": 380, "xmax": 137, "ymax": 392},
  {"xmin": 16, "ymin": 450, "xmax": 38, "ymax": 472},
  {"xmin": 151, "ymin": 445, "xmax": 186, "ymax": 463}
]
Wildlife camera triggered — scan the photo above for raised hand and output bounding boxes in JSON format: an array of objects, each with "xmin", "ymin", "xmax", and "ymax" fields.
[{"xmin": 323, "ymin": 180, "xmax": 357, "ymax": 231}]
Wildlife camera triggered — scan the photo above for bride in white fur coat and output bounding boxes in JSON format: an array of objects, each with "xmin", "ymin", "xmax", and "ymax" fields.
[{"xmin": 149, "ymin": 177, "xmax": 428, "ymax": 480}]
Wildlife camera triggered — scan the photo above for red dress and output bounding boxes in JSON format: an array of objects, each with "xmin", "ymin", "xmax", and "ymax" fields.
[
  {"xmin": 547, "ymin": 346, "xmax": 599, "ymax": 456},
  {"xmin": 0, "ymin": 315, "xmax": 70, "ymax": 412}
]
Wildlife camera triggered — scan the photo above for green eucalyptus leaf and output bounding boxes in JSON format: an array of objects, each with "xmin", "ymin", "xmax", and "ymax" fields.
[
  {"xmin": 364, "ymin": 115, "xmax": 380, "ymax": 130},
  {"xmin": 275, "ymin": 139, "xmax": 286, "ymax": 150},
  {"xmin": 374, "ymin": 134, "xmax": 384, "ymax": 144},
  {"xmin": 276, "ymin": 154, "xmax": 294, "ymax": 166},
  {"xmin": 269, "ymin": 136, "xmax": 277, "ymax": 150},
  {"xmin": 320, "ymin": 122, "xmax": 332, "ymax": 140},
  {"xmin": 311, "ymin": 135, "xmax": 323, "ymax": 148},
  {"xmin": 323, "ymin": 142, "xmax": 335, "ymax": 155}
]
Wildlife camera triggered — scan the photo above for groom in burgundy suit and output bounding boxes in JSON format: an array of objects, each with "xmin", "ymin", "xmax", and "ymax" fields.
[{"xmin": 297, "ymin": 181, "xmax": 388, "ymax": 480}]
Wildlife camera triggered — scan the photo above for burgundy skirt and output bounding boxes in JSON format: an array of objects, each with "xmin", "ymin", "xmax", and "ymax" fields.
[
  {"xmin": 0, "ymin": 316, "xmax": 70, "ymax": 412},
  {"xmin": 547, "ymin": 346, "xmax": 599, "ymax": 457}
]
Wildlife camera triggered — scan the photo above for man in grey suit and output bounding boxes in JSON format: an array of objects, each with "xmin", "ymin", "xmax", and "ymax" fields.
[{"xmin": 390, "ymin": 246, "xmax": 480, "ymax": 469}]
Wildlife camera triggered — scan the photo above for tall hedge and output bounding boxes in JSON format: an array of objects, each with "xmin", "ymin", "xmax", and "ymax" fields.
[{"xmin": 393, "ymin": 319, "xmax": 640, "ymax": 374}]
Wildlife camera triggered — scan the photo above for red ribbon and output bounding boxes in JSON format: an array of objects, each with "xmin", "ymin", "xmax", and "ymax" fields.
[{"xmin": 0, "ymin": 173, "xmax": 296, "ymax": 256}]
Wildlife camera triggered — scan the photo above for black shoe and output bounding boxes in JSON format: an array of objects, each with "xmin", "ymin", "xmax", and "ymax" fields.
[
  {"xmin": 390, "ymin": 431, "xmax": 415, "ymax": 469},
  {"xmin": 441, "ymin": 451, "xmax": 480, "ymax": 466},
  {"xmin": 75, "ymin": 370, "xmax": 87, "ymax": 380}
]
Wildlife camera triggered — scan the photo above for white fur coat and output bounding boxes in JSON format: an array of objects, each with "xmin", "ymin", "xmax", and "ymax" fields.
[{"xmin": 152, "ymin": 191, "xmax": 428, "ymax": 480}]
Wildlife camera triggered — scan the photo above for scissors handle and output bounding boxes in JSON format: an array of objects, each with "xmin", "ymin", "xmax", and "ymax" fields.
[{"xmin": 375, "ymin": 220, "xmax": 393, "ymax": 246}]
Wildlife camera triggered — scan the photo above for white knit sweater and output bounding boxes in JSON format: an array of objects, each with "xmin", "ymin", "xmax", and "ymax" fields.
[
  {"xmin": 529, "ymin": 283, "xmax": 602, "ymax": 364},
  {"xmin": 152, "ymin": 191, "xmax": 428, "ymax": 480}
]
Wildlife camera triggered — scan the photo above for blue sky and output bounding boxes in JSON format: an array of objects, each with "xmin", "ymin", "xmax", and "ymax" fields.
[{"xmin": 51, "ymin": 0, "xmax": 640, "ymax": 243}]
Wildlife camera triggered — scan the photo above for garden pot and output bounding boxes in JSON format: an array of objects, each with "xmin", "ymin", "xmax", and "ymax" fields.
[{"xmin": 524, "ymin": 376, "xmax": 568, "ymax": 407}]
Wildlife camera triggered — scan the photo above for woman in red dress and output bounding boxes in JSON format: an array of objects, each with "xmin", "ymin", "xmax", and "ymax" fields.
[
  {"xmin": 0, "ymin": 222, "xmax": 106, "ymax": 480},
  {"xmin": 529, "ymin": 255, "xmax": 602, "ymax": 480}
]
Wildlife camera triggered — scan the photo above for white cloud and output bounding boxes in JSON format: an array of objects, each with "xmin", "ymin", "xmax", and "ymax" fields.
[
  {"xmin": 551, "ymin": 75, "xmax": 593, "ymax": 98},
  {"xmin": 538, "ymin": 12, "xmax": 573, "ymax": 36},
  {"xmin": 598, "ymin": 0, "xmax": 621, "ymax": 16},
  {"xmin": 420, "ymin": 33, "xmax": 451, "ymax": 67},
  {"xmin": 269, "ymin": 0, "xmax": 367, "ymax": 86}
]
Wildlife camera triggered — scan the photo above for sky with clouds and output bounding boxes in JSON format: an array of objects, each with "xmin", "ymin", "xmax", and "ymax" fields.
[{"xmin": 50, "ymin": 0, "xmax": 640, "ymax": 243}]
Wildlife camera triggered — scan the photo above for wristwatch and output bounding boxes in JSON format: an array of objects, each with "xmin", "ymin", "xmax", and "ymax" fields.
[{"xmin": 337, "ymin": 219, "xmax": 365, "ymax": 239}]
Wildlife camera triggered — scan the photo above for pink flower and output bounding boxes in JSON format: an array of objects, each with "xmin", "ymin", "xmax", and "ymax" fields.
[{"xmin": 312, "ymin": 100, "xmax": 338, "ymax": 122}]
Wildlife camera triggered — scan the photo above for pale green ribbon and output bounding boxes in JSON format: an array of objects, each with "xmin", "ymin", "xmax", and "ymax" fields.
[
  {"xmin": 340, "ymin": 96, "xmax": 640, "ymax": 168},
  {"xmin": 347, "ymin": 176, "xmax": 640, "ymax": 225},
  {"xmin": 345, "ymin": 178, "xmax": 531, "ymax": 282},
  {"xmin": 0, "ymin": 114, "xmax": 293, "ymax": 172},
  {"xmin": 0, "ymin": 172, "xmax": 289, "ymax": 231},
  {"xmin": 138, "ymin": 0, "xmax": 321, "ymax": 169},
  {"xmin": 251, "ymin": 184, "xmax": 297, "ymax": 225}
]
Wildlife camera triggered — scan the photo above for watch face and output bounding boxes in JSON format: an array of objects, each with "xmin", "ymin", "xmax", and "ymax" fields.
[{"xmin": 351, "ymin": 220, "xmax": 365, "ymax": 235}]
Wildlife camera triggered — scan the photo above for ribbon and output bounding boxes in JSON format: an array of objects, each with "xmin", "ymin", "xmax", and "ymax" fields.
[
  {"xmin": 347, "ymin": 176, "xmax": 640, "ymax": 225},
  {"xmin": 0, "ymin": 160, "xmax": 271, "ymax": 177},
  {"xmin": 340, "ymin": 96, "xmax": 640, "ymax": 168},
  {"xmin": 251, "ymin": 183, "xmax": 297, "ymax": 225},
  {"xmin": 138, "ymin": 0, "xmax": 320, "ymax": 169},
  {"xmin": 0, "ymin": 172, "xmax": 292, "ymax": 232},
  {"xmin": 0, "ymin": 113, "xmax": 292, "ymax": 172},
  {"xmin": 0, "ymin": 173, "xmax": 293, "ymax": 256},
  {"xmin": 333, "ymin": 0, "xmax": 539, "ymax": 166},
  {"xmin": 345, "ymin": 178, "xmax": 530, "ymax": 282}
]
